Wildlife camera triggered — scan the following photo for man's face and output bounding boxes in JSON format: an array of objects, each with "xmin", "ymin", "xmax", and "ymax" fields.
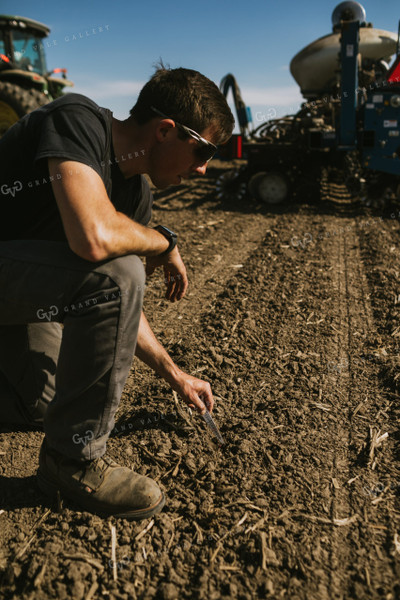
[{"xmin": 148, "ymin": 123, "xmax": 216, "ymax": 189}]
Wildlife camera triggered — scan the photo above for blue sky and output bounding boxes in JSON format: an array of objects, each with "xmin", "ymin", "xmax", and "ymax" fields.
[{"xmin": 3, "ymin": 0, "xmax": 400, "ymax": 130}]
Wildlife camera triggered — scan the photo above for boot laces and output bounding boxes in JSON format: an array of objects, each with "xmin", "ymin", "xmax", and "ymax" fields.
[{"xmin": 89, "ymin": 455, "xmax": 117, "ymax": 473}]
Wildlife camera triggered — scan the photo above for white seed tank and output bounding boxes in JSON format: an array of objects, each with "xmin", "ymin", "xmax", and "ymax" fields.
[
  {"xmin": 290, "ymin": 28, "xmax": 397, "ymax": 99},
  {"xmin": 290, "ymin": 2, "xmax": 398, "ymax": 100}
]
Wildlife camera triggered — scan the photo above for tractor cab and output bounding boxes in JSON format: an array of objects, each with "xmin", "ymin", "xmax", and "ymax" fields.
[
  {"xmin": 0, "ymin": 14, "xmax": 73, "ymax": 136},
  {"xmin": 0, "ymin": 15, "xmax": 49, "ymax": 76}
]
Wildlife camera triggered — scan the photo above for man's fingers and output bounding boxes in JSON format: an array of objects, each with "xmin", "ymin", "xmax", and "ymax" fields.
[
  {"xmin": 175, "ymin": 278, "xmax": 185, "ymax": 301},
  {"xmin": 177, "ymin": 275, "xmax": 188, "ymax": 300},
  {"xmin": 173, "ymin": 273, "xmax": 187, "ymax": 301},
  {"xmin": 182, "ymin": 273, "xmax": 189, "ymax": 295},
  {"xmin": 164, "ymin": 272, "xmax": 186, "ymax": 302},
  {"xmin": 198, "ymin": 391, "xmax": 213, "ymax": 413},
  {"xmin": 163, "ymin": 272, "xmax": 173, "ymax": 299},
  {"xmin": 204, "ymin": 389, "xmax": 214, "ymax": 412},
  {"xmin": 196, "ymin": 398, "xmax": 207, "ymax": 414},
  {"xmin": 165, "ymin": 277, "xmax": 177, "ymax": 301}
]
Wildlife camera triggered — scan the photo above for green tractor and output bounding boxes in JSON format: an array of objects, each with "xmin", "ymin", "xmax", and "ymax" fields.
[{"xmin": 0, "ymin": 14, "xmax": 73, "ymax": 136}]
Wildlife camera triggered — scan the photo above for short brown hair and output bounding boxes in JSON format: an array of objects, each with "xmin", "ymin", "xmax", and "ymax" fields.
[{"xmin": 130, "ymin": 65, "xmax": 234, "ymax": 145}]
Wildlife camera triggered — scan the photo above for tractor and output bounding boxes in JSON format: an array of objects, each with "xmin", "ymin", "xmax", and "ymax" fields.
[{"xmin": 0, "ymin": 14, "xmax": 73, "ymax": 136}]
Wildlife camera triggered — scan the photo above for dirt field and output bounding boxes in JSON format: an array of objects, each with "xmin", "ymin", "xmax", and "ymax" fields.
[{"xmin": 1, "ymin": 160, "xmax": 400, "ymax": 599}]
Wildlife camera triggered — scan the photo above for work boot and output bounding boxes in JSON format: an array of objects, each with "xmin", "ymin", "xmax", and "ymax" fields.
[{"xmin": 36, "ymin": 438, "xmax": 165, "ymax": 520}]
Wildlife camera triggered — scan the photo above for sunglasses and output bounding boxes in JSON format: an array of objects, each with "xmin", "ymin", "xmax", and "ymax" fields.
[{"xmin": 150, "ymin": 106, "xmax": 217, "ymax": 163}]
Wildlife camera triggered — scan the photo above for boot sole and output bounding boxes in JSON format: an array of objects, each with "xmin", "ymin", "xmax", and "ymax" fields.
[{"xmin": 37, "ymin": 468, "xmax": 166, "ymax": 521}]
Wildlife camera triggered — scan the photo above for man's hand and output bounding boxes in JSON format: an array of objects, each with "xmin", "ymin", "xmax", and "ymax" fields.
[
  {"xmin": 136, "ymin": 312, "xmax": 214, "ymax": 415},
  {"xmin": 171, "ymin": 372, "xmax": 214, "ymax": 415},
  {"xmin": 146, "ymin": 246, "xmax": 188, "ymax": 302}
]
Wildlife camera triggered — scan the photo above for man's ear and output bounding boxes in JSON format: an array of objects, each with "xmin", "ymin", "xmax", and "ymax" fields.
[{"xmin": 155, "ymin": 118, "xmax": 175, "ymax": 143}]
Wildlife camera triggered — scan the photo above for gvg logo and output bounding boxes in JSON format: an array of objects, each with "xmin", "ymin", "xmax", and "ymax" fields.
[
  {"xmin": 290, "ymin": 233, "xmax": 313, "ymax": 249},
  {"xmin": 363, "ymin": 481, "xmax": 400, "ymax": 497},
  {"xmin": 108, "ymin": 557, "xmax": 130, "ymax": 570},
  {"xmin": 37, "ymin": 306, "xmax": 59, "ymax": 322},
  {"xmin": 72, "ymin": 430, "xmax": 94, "ymax": 446},
  {"xmin": 327, "ymin": 358, "xmax": 349, "ymax": 373},
  {"xmin": 1, "ymin": 181, "xmax": 22, "ymax": 198}
]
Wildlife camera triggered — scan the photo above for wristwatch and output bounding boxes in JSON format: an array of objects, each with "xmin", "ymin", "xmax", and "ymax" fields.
[{"xmin": 154, "ymin": 225, "xmax": 178, "ymax": 256}]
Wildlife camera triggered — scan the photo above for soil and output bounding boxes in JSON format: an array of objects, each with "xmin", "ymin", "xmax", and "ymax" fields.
[{"xmin": 1, "ymin": 160, "xmax": 400, "ymax": 599}]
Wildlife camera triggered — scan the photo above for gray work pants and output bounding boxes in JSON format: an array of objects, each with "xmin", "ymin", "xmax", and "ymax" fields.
[{"xmin": 0, "ymin": 240, "xmax": 145, "ymax": 460}]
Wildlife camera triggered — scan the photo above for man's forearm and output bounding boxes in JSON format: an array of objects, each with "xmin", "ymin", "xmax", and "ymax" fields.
[
  {"xmin": 103, "ymin": 212, "xmax": 170, "ymax": 258},
  {"xmin": 135, "ymin": 312, "xmax": 214, "ymax": 414},
  {"xmin": 135, "ymin": 311, "xmax": 182, "ymax": 386}
]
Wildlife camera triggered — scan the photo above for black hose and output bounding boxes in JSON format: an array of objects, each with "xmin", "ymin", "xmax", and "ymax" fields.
[{"xmin": 220, "ymin": 73, "xmax": 251, "ymax": 137}]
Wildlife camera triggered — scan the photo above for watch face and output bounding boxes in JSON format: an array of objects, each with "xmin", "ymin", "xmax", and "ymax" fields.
[{"xmin": 157, "ymin": 225, "xmax": 177, "ymax": 239}]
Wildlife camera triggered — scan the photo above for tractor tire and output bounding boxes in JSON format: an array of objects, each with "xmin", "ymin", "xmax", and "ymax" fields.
[
  {"xmin": 248, "ymin": 171, "xmax": 290, "ymax": 204},
  {"xmin": 0, "ymin": 81, "xmax": 49, "ymax": 137},
  {"xmin": 215, "ymin": 169, "xmax": 247, "ymax": 201}
]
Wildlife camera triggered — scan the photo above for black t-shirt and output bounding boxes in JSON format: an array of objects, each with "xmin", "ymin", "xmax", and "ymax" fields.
[{"xmin": 0, "ymin": 93, "xmax": 153, "ymax": 241}]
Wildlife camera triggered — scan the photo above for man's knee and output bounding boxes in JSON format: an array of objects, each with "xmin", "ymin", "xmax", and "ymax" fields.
[{"xmin": 97, "ymin": 254, "xmax": 146, "ymax": 296}]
